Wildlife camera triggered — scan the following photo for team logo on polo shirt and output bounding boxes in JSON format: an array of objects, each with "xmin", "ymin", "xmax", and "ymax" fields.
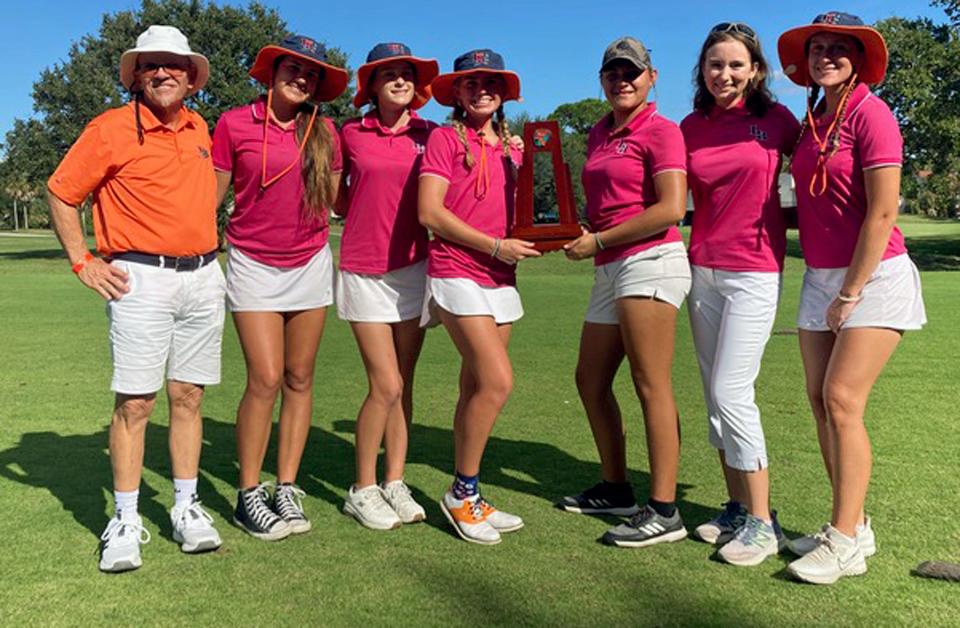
[
  {"xmin": 616, "ymin": 140, "xmax": 628, "ymax": 154},
  {"xmin": 749, "ymin": 125, "xmax": 768, "ymax": 141},
  {"xmin": 197, "ymin": 146, "xmax": 210, "ymax": 159},
  {"xmin": 412, "ymin": 141, "xmax": 425, "ymax": 154}
]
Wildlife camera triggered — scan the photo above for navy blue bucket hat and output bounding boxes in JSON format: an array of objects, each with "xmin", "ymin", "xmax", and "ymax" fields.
[
  {"xmin": 430, "ymin": 48, "xmax": 522, "ymax": 107},
  {"xmin": 353, "ymin": 42, "xmax": 439, "ymax": 109},
  {"xmin": 249, "ymin": 34, "xmax": 349, "ymax": 102}
]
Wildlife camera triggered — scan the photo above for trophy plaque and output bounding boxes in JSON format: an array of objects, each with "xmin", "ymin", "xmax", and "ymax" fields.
[{"xmin": 512, "ymin": 121, "xmax": 583, "ymax": 251}]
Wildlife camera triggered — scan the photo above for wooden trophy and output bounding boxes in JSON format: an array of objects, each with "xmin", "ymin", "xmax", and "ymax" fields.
[{"xmin": 512, "ymin": 121, "xmax": 583, "ymax": 251}]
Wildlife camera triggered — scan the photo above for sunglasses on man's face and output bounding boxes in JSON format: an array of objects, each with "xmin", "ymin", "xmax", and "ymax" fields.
[
  {"xmin": 711, "ymin": 22, "xmax": 757, "ymax": 40},
  {"xmin": 601, "ymin": 67, "xmax": 645, "ymax": 83},
  {"xmin": 137, "ymin": 60, "xmax": 190, "ymax": 75}
]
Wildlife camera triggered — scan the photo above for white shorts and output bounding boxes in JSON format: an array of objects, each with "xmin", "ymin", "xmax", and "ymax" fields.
[
  {"xmin": 797, "ymin": 253, "xmax": 927, "ymax": 332},
  {"xmin": 107, "ymin": 259, "xmax": 226, "ymax": 395},
  {"xmin": 585, "ymin": 241, "xmax": 692, "ymax": 325},
  {"xmin": 336, "ymin": 260, "xmax": 427, "ymax": 323},
  {"xmin": 689, "ymin": 266, "xmax": 781, "ymax": 471},
  {"xmin": 226, "ymin": 244, "xmax": 334, "ymax": 312},
  {"xmin": 420, "ymin": 276, "xmax": 523, "ymax": 328}
]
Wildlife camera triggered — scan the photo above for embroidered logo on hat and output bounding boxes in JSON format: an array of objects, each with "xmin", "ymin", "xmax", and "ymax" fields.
[
  {"xmin": 473, "ymin": 51, "xmax": 489, "ymax": 65},
  {"xmin": 298, "ymin": 37, "xmax": 319, "ymax": 54}
]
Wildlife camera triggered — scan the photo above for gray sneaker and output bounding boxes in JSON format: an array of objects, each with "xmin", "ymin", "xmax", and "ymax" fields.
[
  {"xmin": 695, "ymin": 501, "xmax": 747, "ymax": 545},
  {"xmin": 602, "ymin": 505, "xmax": 688, "ymax": 548},
  {"xmin": 787, "ymin": 525, "xmax": 866, "ymax": 584},
  {"xmin": 718, "ymin": 514, "xmax": 779, "ymax": 566}
]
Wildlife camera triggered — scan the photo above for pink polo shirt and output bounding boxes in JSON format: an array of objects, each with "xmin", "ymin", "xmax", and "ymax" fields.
[
  {"xmin": 791, "ymin": 83, "xmax": 906, "ymax": 269},
  {"xmin": 419, "ymin": 125, "xmax": 522, "ymax": 288},
  {"xmin": 583, "ymin": 104, "xmax": 687, "ymax": 266},
  {"xmin": 682, "ymin": 102, "xmax": 801, "ymax": 272},
  {"xmin": 339, "ymin": 111, "xmax": 436, "ymax": 274},
  {"xmin": 212, "ymin": 97, "xmax": 342, "ymax": 268}
]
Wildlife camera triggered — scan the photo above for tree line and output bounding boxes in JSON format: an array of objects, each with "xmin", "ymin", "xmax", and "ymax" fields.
[{"xmin": 2, "ymin": 0, "xmax": 959, "ymax": 232}]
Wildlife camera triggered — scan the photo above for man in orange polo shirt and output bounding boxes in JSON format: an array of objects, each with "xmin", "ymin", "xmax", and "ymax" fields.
[{"xmin": 47, "ymin": 25, "xmax": 224, "ymax": 573}]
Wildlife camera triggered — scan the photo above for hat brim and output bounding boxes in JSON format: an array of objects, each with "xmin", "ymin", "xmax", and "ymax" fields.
[
  {"xmin": 778, "ymin": 24, "xmax": 888, "ymax": 86},
  {"xmin": 430, "ymin": 69, "xmax": 522, "ymax": 107},
  {"xmin": 119, "ymin": 48, "xmax": 210, "ymax": 97},
  {"xmin": 248, "ymin": 45, "xmax": 350, "ymax": 102},
  {"xmin": 352, "ymin": 56, "xmax": 439, "ymax": 110}
]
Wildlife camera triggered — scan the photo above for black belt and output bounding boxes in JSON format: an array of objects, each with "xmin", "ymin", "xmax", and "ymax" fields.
[{"xmin": 111, "ymin": 250, "xmax": 218, "ymax": 272}]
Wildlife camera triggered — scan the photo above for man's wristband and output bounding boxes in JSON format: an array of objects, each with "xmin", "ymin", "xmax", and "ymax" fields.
[
  {"xmin": 836, "ymin": 292, "xmax": 863, "ymax": 303},
  {"xmin": 71, "ymin": 251, "xmax": 94, "ymax": 274}
]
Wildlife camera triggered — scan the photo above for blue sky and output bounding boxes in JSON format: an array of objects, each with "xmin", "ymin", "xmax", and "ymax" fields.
[{"xmin": 0, "ymin": 0, "xmax": 949, "ymax": 143}]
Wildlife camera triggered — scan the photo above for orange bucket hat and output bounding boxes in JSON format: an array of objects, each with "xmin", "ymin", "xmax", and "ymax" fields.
[
  {"xmin": 430, "ymin": 49, "xmax": 521, "ymax": 107},
  {"xmin": 249, "ymin": 34, "xmax": 349, "ymax": 102},
  {"xmin": 353, "ymin": 43, "xmax": 439, "ymax": 109},
  {"xmin": 778, "ymin": 12, "xmax": 888, "ymax": 86}
]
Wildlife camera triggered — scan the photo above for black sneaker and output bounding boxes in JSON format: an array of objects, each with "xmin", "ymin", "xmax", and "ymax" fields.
[
  {"xmin": 233, "ymin": 482, "xmax": 292, "ymax": 541},
  {"xmin": 557, "ymin": 482, "xmax": 641, "ymax": 516},
  {"xmin": 601, "ymin": 504, "xmax": 688, "ymax": 548},
  {"xmin": 273, "ymin": 483, "xmax": 311, "ymax": 534}
]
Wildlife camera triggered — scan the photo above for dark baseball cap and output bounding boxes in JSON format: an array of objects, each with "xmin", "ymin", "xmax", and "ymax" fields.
[{"xmin": 601, "ymin": 36, "xmax": 652, "ymax": 72}]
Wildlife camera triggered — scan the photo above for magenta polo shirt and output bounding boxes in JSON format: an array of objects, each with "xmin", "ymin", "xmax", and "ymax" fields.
[
  {"xmin": 339, "ymin": 111, "xmax": 436, "ymax": 274},
  {"xmin": 419, "ymin": 126, "xmax": 522, "ymax": 288},
  {"xmin": 681, "ymin": 102, "xmax": 801, "ymax": 272},
  {"xmin": 582, "ymin": 104, "xmax": 687, "ymax": 266},
  {"xmin": 212, "ymin": 97, "xmax": 342, "ymax": 268},
  {"xmin": 791, "ymin": 83, "xmax": 906, "ymax": 269}
]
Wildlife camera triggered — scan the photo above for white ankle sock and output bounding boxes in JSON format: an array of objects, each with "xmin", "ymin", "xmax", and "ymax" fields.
[
  {"xmin": 173, "ymin": 478, "xmax": 198, "ymax": 506},
  {"xmin": 114, "ymin": 489, "xmax": 139, "ymax": 520}
]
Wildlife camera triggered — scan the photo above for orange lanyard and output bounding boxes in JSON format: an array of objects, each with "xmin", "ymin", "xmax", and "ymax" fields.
[
  {"xmin": 474, "ymin": 132, "xmax": 490, "ymax": 199},
  {"xmin": 806, "ymin": 75, "xmax": 856, "ymax": 197},
  {"xmin": 260, "ymin": 88, "xmax": 318, "ymax": 190}
]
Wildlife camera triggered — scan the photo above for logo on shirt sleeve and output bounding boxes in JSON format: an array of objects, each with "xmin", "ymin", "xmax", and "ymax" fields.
[{"xmin": 748, "ymin": 125, "xmax": 768, "ymax": 142}]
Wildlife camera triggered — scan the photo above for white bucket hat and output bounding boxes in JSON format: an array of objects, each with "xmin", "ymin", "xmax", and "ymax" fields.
[{"xmin": 119, "ymin": 25, "xmax": 209, "ymax": 96}]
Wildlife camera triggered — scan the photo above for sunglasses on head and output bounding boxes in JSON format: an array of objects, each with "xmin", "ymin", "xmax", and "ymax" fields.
[
  {"xmin": 711, "ymin": 22, "xmax": 757, "ymax": 40},
  {"xmin": 601, "ymin": 67, "xmax": 645, "ymax": 83}
]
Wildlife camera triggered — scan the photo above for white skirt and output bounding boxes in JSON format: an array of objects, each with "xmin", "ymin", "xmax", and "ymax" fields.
[
  {"xmin": 226, "ymin": 244, "xmax": 334, "ymax": 312},
  {"xmin": 797, "ymin": 253, "xmax": 926, "ymax": 331},
  {"xmin": 336, "ymin": 260, "xmax": 427, "ymax": 323},
  {"xmin": 420, "ymin": 277, "xmax": 523, "ymax": 328}
]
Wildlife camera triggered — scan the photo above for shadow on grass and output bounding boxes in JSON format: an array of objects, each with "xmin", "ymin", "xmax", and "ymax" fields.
[
  {"xmin": 785, "ymin": 234, "xmax": 960, "ymax": 271},
  {"xmin": 0, "ymin": 248, "xmax": 66, "ymax": 261},
  {"xmin": 903, "ymin": 236, "xmax": 960, "ymax": 271},
  {"xmin": 0, "ymin": 413, "xmax": 723, "ymax": 542}
]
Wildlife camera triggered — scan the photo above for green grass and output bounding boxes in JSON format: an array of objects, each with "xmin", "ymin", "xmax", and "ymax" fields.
[{"xmin": 0, "ymin": 221, "xmax": 957, "ymax": 626}]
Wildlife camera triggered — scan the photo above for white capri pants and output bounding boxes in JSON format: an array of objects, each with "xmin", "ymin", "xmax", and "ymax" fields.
[{"xmin": 689, "ymin": 265, "xmax": 780, "ymax": 471}]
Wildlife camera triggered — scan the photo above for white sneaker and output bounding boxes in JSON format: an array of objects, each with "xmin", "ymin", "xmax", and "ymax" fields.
[
  {"xmin": 171, "ymin": 497, "xmax": 222, "ymax": 553},
  {"xmin": 382, "ymin": 480, "xmax": 426, "ymax": 524},
  {"xmin": 343, "ymin": 485, "xmax": 401, "ymax": 530},
  {"xmin": 440, "ymin": 492, "xmax": 500, "ymax": 545},
  {"xmin": 790, "ymin": 516, "xmax": 876, "ymax": 558},
  {"xmin": 787, "ymin": 525, "xmax": 867, "ymax": 584},
  {"xmin": 99, "ymin": 515, "xmax": 150, "ymax": 573},
  {"xmin": 477, "ymin": 496, "xmax": 524, "ymax": 532}
]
